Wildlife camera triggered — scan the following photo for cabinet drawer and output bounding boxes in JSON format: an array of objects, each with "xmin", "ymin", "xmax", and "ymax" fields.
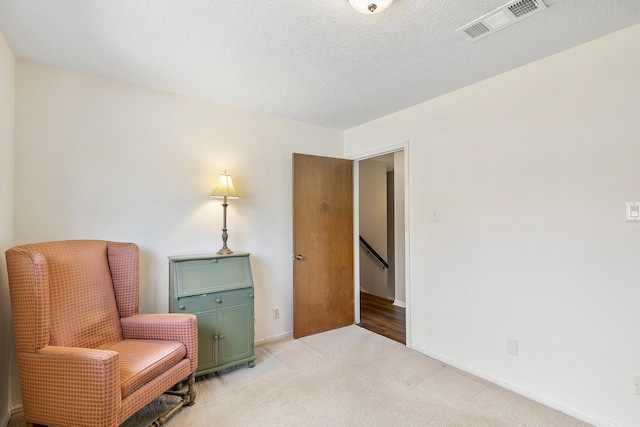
[
  {"xmin": 175, "ymin": 288, "xmax": 254, "ymax": 313},
  {"xmin": 171, "ymin": 255, "xmax": 252, "ymax": 297}
]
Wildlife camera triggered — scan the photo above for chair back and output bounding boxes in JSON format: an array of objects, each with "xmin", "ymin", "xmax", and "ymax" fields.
[{"xmin": 6, "ymin": 240, "xmax": 124, "ymax": 351}]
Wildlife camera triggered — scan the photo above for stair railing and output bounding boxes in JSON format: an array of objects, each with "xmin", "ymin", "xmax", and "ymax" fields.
[{"xmin": 359, "ymin": 235, "xmax": 389, "ymax": 270}]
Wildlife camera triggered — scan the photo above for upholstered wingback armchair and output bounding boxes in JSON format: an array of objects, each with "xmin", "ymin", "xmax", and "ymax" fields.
[{"xmin": 6, "ymin": 240, "xmax": 198, "ymax": 427}]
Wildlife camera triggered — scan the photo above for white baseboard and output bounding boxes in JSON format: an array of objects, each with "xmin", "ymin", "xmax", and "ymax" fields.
[
  {"xmin": 393, "ymin": 299, "xmax": 406, "ymax": 308},
  {"xmin": 413, "ymin": 345, "xmax": 614, "ymax": 427},
  {"xmin": 254, "ymin": 331, "xmax": 293, "ymax": 346},
  {"xmin": 1, "ymin": 405, "xmax": 21, "ymax": 427}
]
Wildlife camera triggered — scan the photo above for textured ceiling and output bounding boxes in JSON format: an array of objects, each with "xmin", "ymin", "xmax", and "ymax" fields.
[{"xmin": 1, "ymin": 0, "xmax": 639, "ymax": 130}]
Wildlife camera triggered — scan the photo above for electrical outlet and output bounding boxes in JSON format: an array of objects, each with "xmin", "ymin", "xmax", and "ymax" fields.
[
  {"xmin": 507, "ymin": 338, "xmax": 518, "ymax": 356},
  {"xmin": 272, "ymin": 308, "xmax": 280, "ymax": 320},
  {"xmin": 431, "ymin": 208, "xmax": 440, "ymax": 222}
]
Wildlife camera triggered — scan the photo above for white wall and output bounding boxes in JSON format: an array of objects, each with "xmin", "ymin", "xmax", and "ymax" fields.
[
  {"xmin": 14, "ymin": 61, "xmax": 343, "ymax": 349},
  {"xmin": 345, "ymin": 23, "xmax": 640, "ymax": 427},
  {"xmin": 359, "ymin": 158, "xmax": 388, "ymax": 297},
  {"xmin": 0, "ymin": 31, "xmax": 15, "ymax": 426}
]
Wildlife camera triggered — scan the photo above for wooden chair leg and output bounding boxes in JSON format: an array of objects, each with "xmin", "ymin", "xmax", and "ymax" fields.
[
  {"xmin": 185, "ymin": 372, "xmax": 196, "ymax": 406},
  {"xmin": 151, "ymin": 373, "xmax": 197, "ymax": 426}
]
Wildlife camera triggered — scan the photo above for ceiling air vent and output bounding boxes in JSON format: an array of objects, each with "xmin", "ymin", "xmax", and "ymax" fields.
[
  {"xmin": 463, "ymin": 22, "xmax": 491, "ymax": 39},
  {"xmin": 456, "ymin": 0, "xmax": 547, "ymax": 42}
]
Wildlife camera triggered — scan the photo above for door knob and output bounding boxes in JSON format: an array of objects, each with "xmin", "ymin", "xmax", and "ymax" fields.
[{"xmin": 295, "ymin": 254, "xmax": 304, "ymax": 260}]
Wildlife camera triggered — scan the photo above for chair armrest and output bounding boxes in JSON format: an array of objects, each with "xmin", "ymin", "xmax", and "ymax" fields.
[
  {"xmin": 121, "ymin": 314, "xmax": 198, "ymax": 371},
  {"xmin": 18, "ymin": 347, "xmax": 120, "ymax": 427}
]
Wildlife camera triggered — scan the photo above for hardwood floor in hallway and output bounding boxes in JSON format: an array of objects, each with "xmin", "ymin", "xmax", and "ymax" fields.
[{"xmin": 357, "ymin": 291, "xmax": 406, "ymax": 344}]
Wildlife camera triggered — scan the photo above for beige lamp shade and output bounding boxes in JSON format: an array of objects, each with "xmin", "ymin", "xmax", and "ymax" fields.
[{"xmin": 209, "ymin": 172, "xmax": 240, "ymax": 199}]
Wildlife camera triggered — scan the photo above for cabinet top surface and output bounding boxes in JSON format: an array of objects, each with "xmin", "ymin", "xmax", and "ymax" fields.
[{"xmin": 168, "ymin": 252, "xmax": 250, "ymax": 262}]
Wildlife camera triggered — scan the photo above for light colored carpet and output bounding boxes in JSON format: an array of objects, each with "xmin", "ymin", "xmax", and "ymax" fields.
[{"xmin": 9, "ymin": 326, "xmax": 591, "ymax": 427}]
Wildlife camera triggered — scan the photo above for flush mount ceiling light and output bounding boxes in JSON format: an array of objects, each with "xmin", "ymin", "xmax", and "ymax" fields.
[{"xmin": 348, "ymin": 0, "xmax": 394, "ymax": 14}]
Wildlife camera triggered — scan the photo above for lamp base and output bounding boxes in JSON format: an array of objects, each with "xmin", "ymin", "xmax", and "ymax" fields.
[
  {"xmin": 218, "ymin": 214, "xmax": 233, "ymax": 255},
  {"xmin": 217, "ymin": 246, "xmax": 233, "ymax": 255}
]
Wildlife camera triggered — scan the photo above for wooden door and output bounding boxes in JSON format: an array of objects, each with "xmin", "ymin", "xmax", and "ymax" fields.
[{"xmin": 292, "ymin": 153, "xmax": 354, "ymax": 338}]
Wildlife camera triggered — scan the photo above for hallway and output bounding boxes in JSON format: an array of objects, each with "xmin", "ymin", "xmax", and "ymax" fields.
[{"xmin": 357, "ymin": 292, "xmax": 405, "ymax": 345}]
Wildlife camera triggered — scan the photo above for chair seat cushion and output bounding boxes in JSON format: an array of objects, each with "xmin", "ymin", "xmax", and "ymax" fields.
[{"xmin": 103, "ymin": 339, "xmax": 187, "ymax": 397}]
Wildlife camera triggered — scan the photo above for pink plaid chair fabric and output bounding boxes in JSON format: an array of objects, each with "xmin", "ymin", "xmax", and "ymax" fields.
[{"xmin": 6, "ymin": 240, "xmax": 198, "ymax": 427}]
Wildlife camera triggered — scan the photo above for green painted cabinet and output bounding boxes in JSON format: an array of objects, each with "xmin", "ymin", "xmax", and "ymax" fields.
[{"xmin": 169, "ymin": 252, "xmax": 256, "ymax": 376}]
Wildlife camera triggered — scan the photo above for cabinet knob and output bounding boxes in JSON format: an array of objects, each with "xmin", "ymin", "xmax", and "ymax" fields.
[
  {"xmin": 219, "ymin": 334, "xmax": 224, "ymax": 339},
  {"xmin": 214, "ymin": 335, "xmax": 218, "ymax": 340},
  {"xmin": 216, "ymin": 298, "xmax": 222, "ymax": 304},
  {"xmin": 178, "ymin": 304, "xmax": 185, "ymax": 310},
  {"xmin": 249, "ymin": 293, "xmax": 254, "ymax": 299}
]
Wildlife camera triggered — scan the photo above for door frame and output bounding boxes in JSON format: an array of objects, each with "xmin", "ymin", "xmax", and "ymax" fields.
[{"xmin": 349, "ymin": 141, "xmax": 411, "ymax": 348}]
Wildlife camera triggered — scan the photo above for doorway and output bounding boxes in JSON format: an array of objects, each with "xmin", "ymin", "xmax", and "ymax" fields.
[{"xmin": 355, "ymin": 150, "xmax": 407, "ymax": 345}]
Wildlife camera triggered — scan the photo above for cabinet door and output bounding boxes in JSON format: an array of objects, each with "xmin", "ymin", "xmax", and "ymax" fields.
[
  {"xmin": 218, "ymin": 301, "xmax": 254, "ymax": 365},
  {"xmin": 195, "ymin": 309, "xmax": 218, "ymax": 373},
  {"xmin": 172, "ymin": 256, "xmax": 253, "ymax": 297}
]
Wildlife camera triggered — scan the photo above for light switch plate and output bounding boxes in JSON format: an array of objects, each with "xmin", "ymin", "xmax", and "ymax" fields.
[{"xmin": 626, "ymin": 202, "xmax": 640, "ymax": 222}]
